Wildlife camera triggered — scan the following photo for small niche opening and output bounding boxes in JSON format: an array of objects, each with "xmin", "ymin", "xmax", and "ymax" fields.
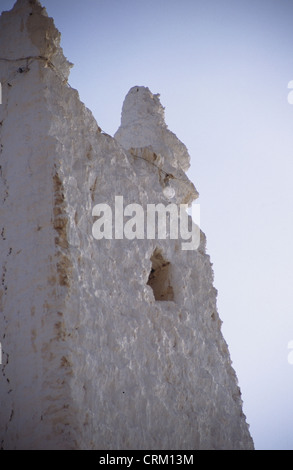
[{"xmin": 147, "ymin": 248, "xmax": 174, "ymax": 301}]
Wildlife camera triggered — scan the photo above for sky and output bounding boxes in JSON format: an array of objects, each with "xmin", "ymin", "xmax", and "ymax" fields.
[{"xmin": 1, "ymin": 0, "xmax": 293, "ymax": 450}]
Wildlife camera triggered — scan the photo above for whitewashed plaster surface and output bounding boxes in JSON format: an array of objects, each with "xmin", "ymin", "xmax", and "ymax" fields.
[{"xmin": 0, "ymin": 0, "xmax": 254, "ymax": 450}]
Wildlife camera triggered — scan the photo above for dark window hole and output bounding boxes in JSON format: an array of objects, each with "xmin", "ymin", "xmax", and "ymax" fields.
[{"xmin": 147, "ymin": 248, "xmax": 174, "ymax": 301}]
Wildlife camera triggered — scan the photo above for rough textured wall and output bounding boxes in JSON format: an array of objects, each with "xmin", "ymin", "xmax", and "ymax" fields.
[{"xmin": 0, "ymin": 0, "xmax": 254, "ymax": 450}]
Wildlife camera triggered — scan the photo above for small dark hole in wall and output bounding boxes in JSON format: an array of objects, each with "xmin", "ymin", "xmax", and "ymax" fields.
[{"xmin": 147, "ymin": 248, "xmax": 174, "ymax": 301}]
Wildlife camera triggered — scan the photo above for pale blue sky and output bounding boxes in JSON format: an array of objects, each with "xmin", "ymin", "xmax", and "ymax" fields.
[{"xmin": 2, "ymin": 0, "xmax": 293, "ymax": 450}]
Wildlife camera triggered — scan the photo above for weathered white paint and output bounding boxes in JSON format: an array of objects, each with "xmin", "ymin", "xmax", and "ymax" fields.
[{"xmin": 0, "ymin": 0, "xmax": 254, "ymax": 450}]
